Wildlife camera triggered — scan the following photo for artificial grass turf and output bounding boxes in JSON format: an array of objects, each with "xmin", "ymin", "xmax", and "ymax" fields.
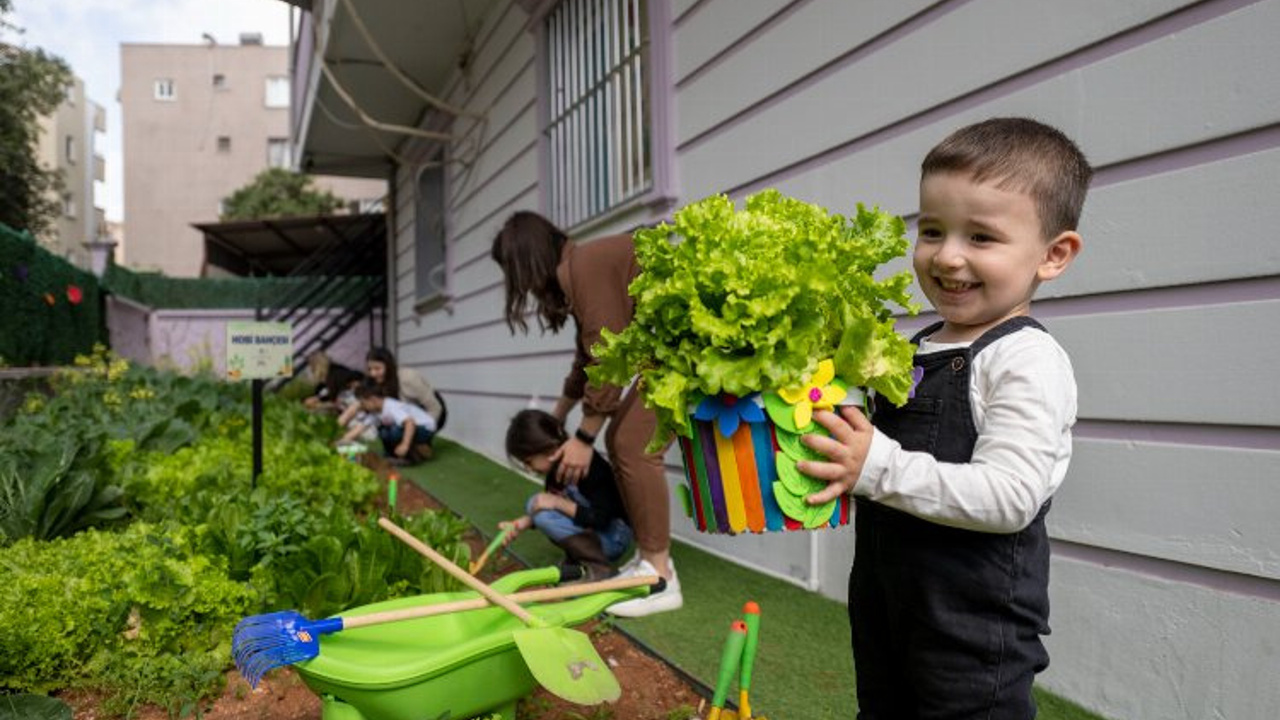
[{"xmin": 402, "ymin": 439, "xmax": 1111, "ymax": 720}]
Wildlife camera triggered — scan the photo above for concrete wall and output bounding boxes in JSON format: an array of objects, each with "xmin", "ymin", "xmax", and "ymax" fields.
[
  {"xmin": 119, "ymin": 42, "xmax": 386, "ymax": 277},
  {"xmin": 379, "ymin": 2, "xmax": 1280, "ymax": 717}
]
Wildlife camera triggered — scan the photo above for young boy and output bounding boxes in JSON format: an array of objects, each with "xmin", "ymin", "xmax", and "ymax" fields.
[
  {"xmin": 498, "ymin": 409, "xmax": 632, "ymax": 581},
  {"xmin": 800, "ymin": 117, "xmax": 1089, "ymax": 719},
  {"xmin": 348, "ymin": 382, "xmax": 437, "ymax": 464}
]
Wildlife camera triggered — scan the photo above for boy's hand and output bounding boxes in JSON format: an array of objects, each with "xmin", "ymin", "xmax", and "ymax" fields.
[
  {"xmin": 797, "ymin": 406, "xmax": 874, "ymax": 505},
  {"xmin": 393, "ymin": 442, "xmax": 411, "ymax": 458},
  {"xmin": 529, "ymin": 492, "xmax": 570, "ymax": 514},
  {"xmin": 499, "ymin": 516, "xmax": 532, "ymax": 544}
]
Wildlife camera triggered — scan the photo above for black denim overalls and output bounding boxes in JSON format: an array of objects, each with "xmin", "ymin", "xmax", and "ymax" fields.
[{"xmin": 851, "ymin": 316, "xmax": 1053, "ymax": 720}]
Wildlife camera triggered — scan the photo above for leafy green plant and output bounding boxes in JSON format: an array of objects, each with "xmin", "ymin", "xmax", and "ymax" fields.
[
  {"xmin": 0, "ymin": 437, "xmax": 126, "ymax": 544},
  {"xmin": 0, "ymin": 523, "xmax": 253, "ymax": 705},
  {"xmin": 0, "ymin": 694, "xmax": 72, "ymax": 720},
  {"xmin": 589, "ymin": 190, "xmax": 919, "ymax": 447}
]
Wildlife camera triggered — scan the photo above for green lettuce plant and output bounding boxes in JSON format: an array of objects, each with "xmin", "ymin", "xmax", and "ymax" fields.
[{"xmin": 590, "ymin": 190, "xmax": 919, "ymax": 447}]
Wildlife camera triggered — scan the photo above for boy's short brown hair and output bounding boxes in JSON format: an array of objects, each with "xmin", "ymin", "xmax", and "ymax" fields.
[{"xmin": 922, "ymin": 117, "xmax": 1093, "ymax": 239}]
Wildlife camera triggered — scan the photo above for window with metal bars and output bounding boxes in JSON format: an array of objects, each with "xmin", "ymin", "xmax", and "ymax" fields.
[{"xmin": 543, "ymin": 0, "xmax": 651, "ymax": 230}]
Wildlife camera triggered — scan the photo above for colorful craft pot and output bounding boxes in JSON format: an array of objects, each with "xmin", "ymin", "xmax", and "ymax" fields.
[{"xmin": 676, "ymin": 386, "xmax": 865, "ymax": 535}]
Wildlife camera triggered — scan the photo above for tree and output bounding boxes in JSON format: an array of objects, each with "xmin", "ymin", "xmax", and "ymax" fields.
[
  {"xmin": 0, "ymin": 0, "xmax": 73, "ymax": 235},
  {"xmin": 220, "ymin": 168, "xmax": 347, "ymax": 221}
]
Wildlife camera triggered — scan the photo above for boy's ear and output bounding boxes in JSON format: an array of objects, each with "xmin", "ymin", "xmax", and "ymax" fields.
[{"xmin": 1038, "ymin": 230, "xmax": 1082, "ymax": 282}]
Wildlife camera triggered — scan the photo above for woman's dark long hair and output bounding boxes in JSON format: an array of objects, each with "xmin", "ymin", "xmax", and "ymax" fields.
[
  {"xmin": 505, "ymin": 409, "xmax": 567, "ymax": 461},
  {"xmin": 491, "ymin": 211, "xmax": 570, "ymax": 334},
  {"xmin": 367, "ymin": 347, "xmax": 401, "ymax": 399}
]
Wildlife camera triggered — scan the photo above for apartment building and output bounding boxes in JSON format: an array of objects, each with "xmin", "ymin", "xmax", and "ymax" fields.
[
  {"xmin": 120, "ymin": 34, "xmax": 385, "ymax": 277},
  {"xmin": 35, "ymin": 75, "xmax": 106, "ymax": 270}
]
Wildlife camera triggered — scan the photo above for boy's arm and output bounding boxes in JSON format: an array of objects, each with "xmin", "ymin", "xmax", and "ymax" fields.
[
  {"xmin": 338, "ymin": 422, "xmax": 367, "ymax": 443},
  {"xmin": 394, "ymin": 419, "xmax": 415, "ymax": 457},
  {"xmin": 802, "ymin": 334, "xmax": 1076, "ymax": 533}
]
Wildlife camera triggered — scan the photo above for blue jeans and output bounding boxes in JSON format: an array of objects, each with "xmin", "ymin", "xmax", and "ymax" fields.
[
  {"xmin": 378, "ymin": 423, "xmax": 433, "ymax": 456},
  {"xmin": 526, "ymin": 486, "xmax": 632, "ymax": 561}
]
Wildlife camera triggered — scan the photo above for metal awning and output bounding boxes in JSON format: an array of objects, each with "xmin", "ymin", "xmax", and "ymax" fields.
[
  {"xmin": 194, "ymin": 213, "xmax": 386, "ymax": 277},
  {"xmin": 288, "ymin": 0, "xmax": 504, "ymax": 179}
]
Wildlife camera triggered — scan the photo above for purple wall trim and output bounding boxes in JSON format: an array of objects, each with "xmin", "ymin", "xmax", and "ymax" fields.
[
  {"xmin": 710, "ymin": 0, "xmax": 1265, "ymax": 198},
  {"xmin": 675, "ymin": 0, "xmax": 813, "ymax": 89},
  {"xmin": 1073, "ymin": 419, "xmax": 1280, "ymax": 451},
  {"xmin": 1051, "ymin": 539, "xmax": 1280, "ymax": 603},
  {"xmin": 677, "ymin": 0, "xmax": 972, "ymax": 153}
]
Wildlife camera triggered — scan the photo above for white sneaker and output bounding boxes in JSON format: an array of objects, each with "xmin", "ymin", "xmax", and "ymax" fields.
[
  {"xmin": 606, "ymin": 559, "xmax": 682, "ymax": 618},
  {"xmin": 616, "ymin": 552, "xmax": 643, "ymax": 575}
]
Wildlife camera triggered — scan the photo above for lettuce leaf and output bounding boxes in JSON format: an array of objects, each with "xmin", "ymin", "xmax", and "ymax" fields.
[{"xmin": 589, "ymin": 190, "xmax": 919, "ymax": 448}]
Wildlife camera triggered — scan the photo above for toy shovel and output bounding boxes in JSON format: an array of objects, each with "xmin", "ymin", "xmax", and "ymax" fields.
[
  {"xmin": 378, "ymin": 517, "xmax": 622, "ymax": 705},
  {"xmin": 469, "ymin": 525, "xmax": 514, "ymax": 574}
]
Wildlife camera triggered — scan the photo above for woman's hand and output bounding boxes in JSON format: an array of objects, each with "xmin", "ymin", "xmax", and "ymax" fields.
[{"xmin": 551, "ymin": 437, "xmax": 592, "ymax": 485}]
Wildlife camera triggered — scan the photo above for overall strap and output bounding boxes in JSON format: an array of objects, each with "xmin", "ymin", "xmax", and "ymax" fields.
[
  {"xmin": 909, "ymin": 321, "xmax": 946, "ymax": 345},
  {"xmin": 970, "ymin": 316, "xmax": 1047, "ymax": 356}
]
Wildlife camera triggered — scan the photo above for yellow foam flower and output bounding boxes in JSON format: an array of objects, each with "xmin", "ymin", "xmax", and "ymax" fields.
[{"xmin": 777, "ymin": 359, "xmax": 847, "ymax": 429}]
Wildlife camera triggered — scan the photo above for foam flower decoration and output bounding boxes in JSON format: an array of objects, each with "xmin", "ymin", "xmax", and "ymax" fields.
[
  {"xmin": 66, "ymin": 285, "xmax": 83, "ymax": 305},
  {"xmin": 694, "ymin": 392, "xmax": 765, "ymax": 438},
  {"xmin": 907, "ymin": 365, "xmax": 925, "ymax": 399},
  {"xmin": 43, "ymin": 292, "xmax": 56, "ymax": 306},
  {"xmin": 777, "ymin": 359, "xmax": 847, "ymax": 429}
]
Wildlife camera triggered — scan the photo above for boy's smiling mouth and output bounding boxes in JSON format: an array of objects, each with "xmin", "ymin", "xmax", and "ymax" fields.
[{"xmin": 935, "ymin": 278, "xmax": 979, "ymax": 292}]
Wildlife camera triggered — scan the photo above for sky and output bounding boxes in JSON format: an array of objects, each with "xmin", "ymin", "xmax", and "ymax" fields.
[{"xmin": 10, "ymin": 0, "xmax": 293, "ymax": 223}]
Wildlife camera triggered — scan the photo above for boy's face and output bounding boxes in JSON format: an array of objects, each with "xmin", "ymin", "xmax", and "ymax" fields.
[
  {"xmin": 359, "ymin": 396, "xmax": 382, "ymax": 413},
  {"xmin": 914, "ymin": 171, "xmax": 1079, "ymax": 343}
]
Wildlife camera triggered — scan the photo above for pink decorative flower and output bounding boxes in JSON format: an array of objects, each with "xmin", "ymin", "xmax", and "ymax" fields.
[{"xmin": 67, "ymin": 285, "xmax": 83, "ymax": 305}]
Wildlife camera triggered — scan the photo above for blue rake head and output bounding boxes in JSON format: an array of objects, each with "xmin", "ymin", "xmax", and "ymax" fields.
[{"xmin": 232, "ymin": 610, "xmax": 343, "ymax": 687}]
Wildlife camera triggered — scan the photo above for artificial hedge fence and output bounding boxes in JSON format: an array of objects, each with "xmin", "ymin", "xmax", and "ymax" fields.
[{"xmin": 0, "ymin": 223, "xmax": 104, "ymax": 366}]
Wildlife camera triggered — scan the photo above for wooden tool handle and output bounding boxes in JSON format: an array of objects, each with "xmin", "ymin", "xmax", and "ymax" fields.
[
  {"xmin": 341, "ymin": 573, "xmax": 660, "ymax": 630},
  {"xmin": 378, "ymin": 516, "xmax": 538, "ymax": 625}
]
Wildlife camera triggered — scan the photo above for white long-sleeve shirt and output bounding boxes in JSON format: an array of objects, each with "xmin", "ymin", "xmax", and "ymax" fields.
[{"xmin": 854, "ymin": 326, "xmax": 1077, "ymax": 533}]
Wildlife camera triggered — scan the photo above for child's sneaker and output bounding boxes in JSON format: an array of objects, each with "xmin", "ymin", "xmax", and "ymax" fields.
[{"xmin": 605, "ymin": 559, "xmax": 682, "ymax": 618}]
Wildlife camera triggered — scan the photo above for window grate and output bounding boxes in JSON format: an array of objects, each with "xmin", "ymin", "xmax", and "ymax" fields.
[{"xmin": 545, "ymin": 0, "xmax": 650, "ymax": 229}]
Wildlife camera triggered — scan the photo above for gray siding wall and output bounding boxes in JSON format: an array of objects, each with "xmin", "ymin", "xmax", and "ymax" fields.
[{"xmin": 387, "ymin": 2, "xmax": 1280, "ymax": 717}]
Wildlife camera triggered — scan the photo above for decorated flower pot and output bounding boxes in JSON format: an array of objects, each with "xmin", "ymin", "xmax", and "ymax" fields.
[{"xmin": 675, "ymin": 360, "xmax": 865, "ymax": 535}]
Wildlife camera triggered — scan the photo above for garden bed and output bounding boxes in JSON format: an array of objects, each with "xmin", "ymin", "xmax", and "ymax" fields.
[{"xmin": 59, "ymin": 456, "xmax": 703, "ymax": 720}]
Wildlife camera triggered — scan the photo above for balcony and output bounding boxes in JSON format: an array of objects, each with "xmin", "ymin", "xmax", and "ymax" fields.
[{"xmin": 285, "ymin": 0, "xmax": 500, "ymax": 179}]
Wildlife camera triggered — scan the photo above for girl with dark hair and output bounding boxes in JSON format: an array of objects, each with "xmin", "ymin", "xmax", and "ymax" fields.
[
  {"xmin": 498, "ymin": 409, "xmax": 631, "ymax": 581},
  {"xmin": 491, "ymin": 211, "xmax": 681, "ymax": 617}
]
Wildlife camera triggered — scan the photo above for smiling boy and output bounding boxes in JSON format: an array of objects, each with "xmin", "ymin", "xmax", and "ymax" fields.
[{"xmin": 801, "ymin": 117, "xmax": 1091, "ymax": 719}]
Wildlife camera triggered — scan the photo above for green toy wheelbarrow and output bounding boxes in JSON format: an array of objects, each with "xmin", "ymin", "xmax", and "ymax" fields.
[{"xmin": 281, "ymin": 566, "xmax": 652, "ymax": 720}]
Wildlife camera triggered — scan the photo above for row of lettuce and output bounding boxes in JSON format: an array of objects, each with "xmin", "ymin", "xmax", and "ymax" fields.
[{"xmin": 0, "ymin": 347, "xmax": 469, "ymax": 717}]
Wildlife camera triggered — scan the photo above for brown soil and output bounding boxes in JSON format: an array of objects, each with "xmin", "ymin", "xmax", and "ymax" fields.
[{"xmin": 66, "ymin": 456, "xmax": 704, "ymax": 720}]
